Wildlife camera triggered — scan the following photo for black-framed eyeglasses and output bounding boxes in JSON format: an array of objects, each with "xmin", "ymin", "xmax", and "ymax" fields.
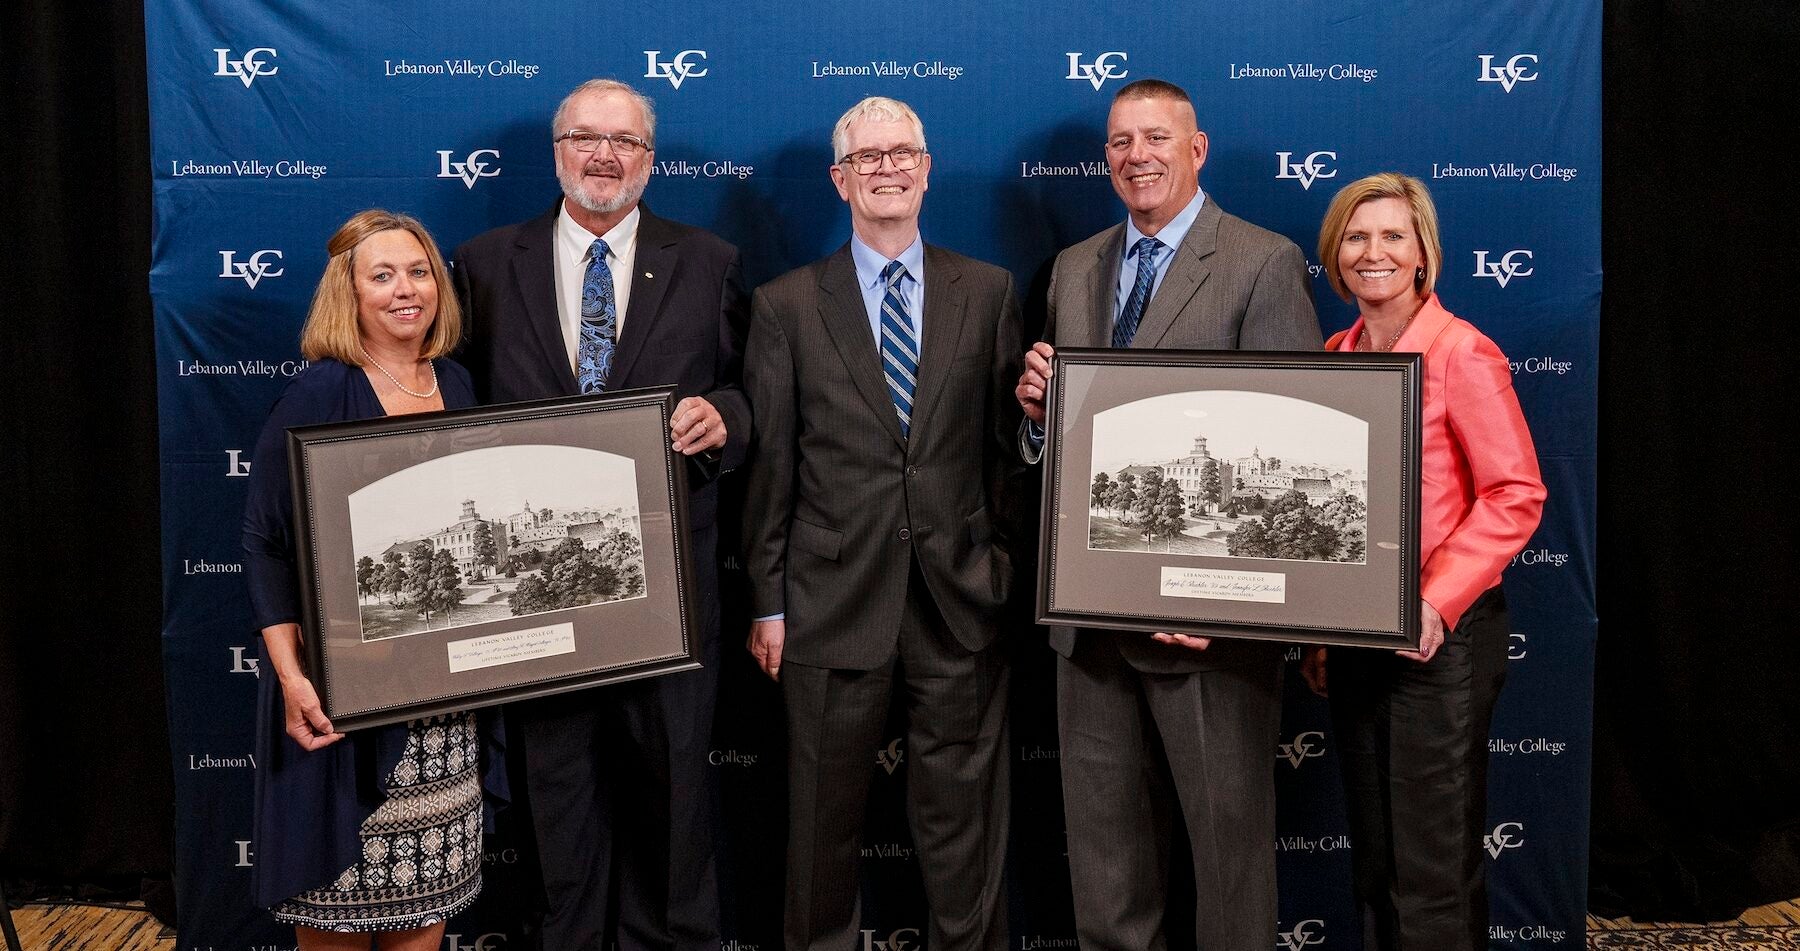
[
  {"xmin": 555, "ymin": 130, "xmax": 652, "ymax": 156},
  {"xmin": 838, "ymin": 146, "xmax": 926, "ymax": 174}
]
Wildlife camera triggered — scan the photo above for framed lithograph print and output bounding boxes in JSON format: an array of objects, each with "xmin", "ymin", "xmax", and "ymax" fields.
[
  {"xmin": 1037, "ymin": 349, "xmax": 1421, "ymax": 649},
  {"xmin": 289, "ymin": 386, "xmax": 698, "ymax": 731}
]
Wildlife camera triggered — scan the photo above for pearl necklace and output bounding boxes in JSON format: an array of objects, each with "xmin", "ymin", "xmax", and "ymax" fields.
[{"xmin": 359, "ymin": 344, "xmax": 439, "ymax": 399}]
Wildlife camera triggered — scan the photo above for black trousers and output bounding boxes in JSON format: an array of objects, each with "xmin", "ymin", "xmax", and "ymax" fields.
[
  {"xmin": 515, "ymin": 522, "xmax": 722, "ymax": 951},
  {"xmin": 780, "ymin": 560, "xmax": 1011, "ymax": 951},
  {"xmin": 1329, "ymin": 586, "xmax": 1510, "ymax": 951}
]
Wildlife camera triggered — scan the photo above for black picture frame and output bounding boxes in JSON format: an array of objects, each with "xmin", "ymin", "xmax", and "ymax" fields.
[
  {"xmin": 1037, "ymin": 348, "xmax": 1422, "ymax": 649},
  {"xmin": 289, "ymin": 386, "xmax": 698, "ymax": 731}
]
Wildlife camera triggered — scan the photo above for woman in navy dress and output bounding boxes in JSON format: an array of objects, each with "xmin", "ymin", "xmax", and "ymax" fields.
[{"xmin": 242, "ymin": 210, "xmax": 502, "ymax": 948}]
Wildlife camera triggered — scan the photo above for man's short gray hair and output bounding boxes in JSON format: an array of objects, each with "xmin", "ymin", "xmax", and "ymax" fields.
[
  {"xmin": 830, "ymin": 96, "xmax": 926, "ymax": 161},
  {"xmin": 552, "ymin": 79, "xmax": 657, "ymax": 146}
]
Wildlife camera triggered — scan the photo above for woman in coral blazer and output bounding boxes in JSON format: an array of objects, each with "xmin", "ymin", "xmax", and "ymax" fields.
[{"xmin": 1303, "ymin": 173, "xmax": 1546, "ymax": 951}]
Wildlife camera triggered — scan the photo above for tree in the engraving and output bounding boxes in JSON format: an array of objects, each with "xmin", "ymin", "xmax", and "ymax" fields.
[
  {"xmin": 1147, "ymin": 478, "xmax": 1188, "ymax": 547},
  {"xmin": 593, "ymin": 528, "xmax": 645, "ymax": 597},
  {"xmin": 417, "ymin": 549, "xmax": 464, "ymax": 627},
  {"xmin": 1228, "ymin": 517, "xmax": 1273, "ymax": 557},
  {"xmin": 379, "ymin": 550, "xmax": 408, "ymax": 605},
  {"xmin": 1091, "ymin": 471, "xmax": 1113, "ymax": 513},
  {"xmin": 356, "ymin": 556, "xmax": 377, "ymax": 602},
  {"xmin": 1198, "ymin": 458, "xmax": 1223, "ymax": 514},
  {"xmin": 1108, "ymin": 472, "xmax": 1138, "ymax": 524},
  {"xmin": 472, "ymin": 521, "xmax": 499, "ymax": 580},
  {"xmin": 509, "ymin": 574, "xmax": 552, "ymax": 616},
  {"xmin": 404, "ymin": 542, "xmax": 438, "ymax": 622},
  {"xmin": 1132, "ymin": 470, "xmax": 1168, "ymax": 542},
  {"xmin": 1317, "ymin": 491, "xmax": 1368, "ymax": 561}
]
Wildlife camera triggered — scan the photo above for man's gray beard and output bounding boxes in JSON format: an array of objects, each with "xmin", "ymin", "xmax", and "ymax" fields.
[{"xmin": 561, "ymin": 165, "xmax": 648, "ymax": 215}]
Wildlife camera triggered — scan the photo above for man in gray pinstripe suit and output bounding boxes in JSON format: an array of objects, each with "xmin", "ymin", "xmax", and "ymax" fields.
[
  {"xmin": 741, "ymin": 96, "xmax": 1025, "ymax": 951},
  {"xmin": 1017, "ymin": 79, "xmax": 1323, "ymax": 950}
]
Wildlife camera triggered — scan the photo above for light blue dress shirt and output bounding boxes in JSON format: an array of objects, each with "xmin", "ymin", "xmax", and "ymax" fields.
[
  {"xmin": 850, "ymin": 232, "xmax": 925, "ymax": 348},
  {"xmin": 1114, "ymin": 188, "xmax": 1206, "ymax": 322}
]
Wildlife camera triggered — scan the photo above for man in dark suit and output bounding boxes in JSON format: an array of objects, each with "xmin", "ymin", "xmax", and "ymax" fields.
[
  {"xmin": 741, "ymin": 96, "xmax": 1023, "ymax": 951},
  {"xmin": 1015, "ymin": 79, "xmax": 1323, "ymax": 950},
  {"xmin": 452, "ymin": 78, "xmax": 746, "ymax": 951}
]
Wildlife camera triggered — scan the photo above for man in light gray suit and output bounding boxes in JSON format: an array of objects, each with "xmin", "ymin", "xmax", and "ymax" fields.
[
  {"xmin": 742, "ymin": 96, "xmax": 1024, "ymax": 951},
  {"xmin": 1016, "ymin": 79, "xmax": 1323, "ymax": 950}
]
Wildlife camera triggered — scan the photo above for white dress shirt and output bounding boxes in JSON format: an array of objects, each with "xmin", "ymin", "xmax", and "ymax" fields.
[{"xmin": 553, "ymin": 203, "xmax": 640, "ymax": 372}]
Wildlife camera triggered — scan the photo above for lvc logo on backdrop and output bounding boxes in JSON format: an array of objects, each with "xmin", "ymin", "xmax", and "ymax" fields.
[
  {"xmin": 1478, "ymin": 54, "xmax": 1539, "ymax": 93},
  {"xmin": 443, "ymin": 933, "xmax": 505, "ymax": 951},
  {"xmin": 1065, "ymin": 52, "xmax": 1129, "ymax": 90},
  {"xmin": 1472, "ymin": 249, "xmax": 1534, "ymax": 287},
  {"xmin": 213, "ymin": 47, "xmax": 278, "ymax": 86},
  {"xmin": 876, "ymin": 737, "xmax": 905, "ymax": 775},
  {"xmin": 1275, "ymin": 151, "xmax": 1337, "ymax": 190},
  {"xmin": 860, "ymin": 927, "xmax": 920, "ymax": 951},
  {"xmin": 219, "ymin": 250, "xmax": 284, "ymax": 289},
  {"xmin": 645, "ymin": 50, "xmax": 708, "ymax": 89},
  {"xmin": 1277, "ymin": 919, "xmax": 1326, "ymax": 950},
  {"xmin": 1277, "ymin": 730, "xmax": 1326, "ymax": 768},
  {"xmin": 229, "ymin": 645, "xmax": 260, "ymax": 676},
  {"xmin": 1484, "ymin": 820, "xmax": 1526, "ymax": 859},
  {"xmin": 438, "ymin": 149, "xmax": 501, "ymax": 189}
]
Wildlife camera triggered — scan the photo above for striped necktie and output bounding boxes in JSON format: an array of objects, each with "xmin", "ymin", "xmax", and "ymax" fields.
[
  {"xmin": 576, "ymin": 238, "xmax": 617, "ymax": 393},
  {"xmin": 879, "ymin": 260, "xmax": 919, "ymax": 437},
  {"xmin": 1112, "ymin": 236, "xmax": 1163, "ymax": 348}
]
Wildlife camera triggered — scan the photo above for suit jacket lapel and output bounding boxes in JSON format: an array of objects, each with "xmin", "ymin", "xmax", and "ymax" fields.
[
  {"xmin": 909, "ymin": 245, "xmax": 969, "ymax": 438},
  {"xmin": 1081, "ymin": 226, "xmax": 1124, "ymax": 348},
  {"xmin": 511, "ymin": 203, "xmax": 578, "ymax": 392},
  {"xmin": 818, "ymin": 247, "xmax": 907, "ymax": 449},
  {"xmin": 1135, "ymin": 199, "xmax": 1219, "ymax": 348},
  {"xmin": 609, "ymin": 205, "xmax": 674, "ymax": 387}
]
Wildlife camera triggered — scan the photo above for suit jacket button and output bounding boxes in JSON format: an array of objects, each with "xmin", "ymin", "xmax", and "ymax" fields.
[
  {"xmin": 898, "ymin": 527, "xmax": 912, "ymax": 541},
  {"xmin": 906, "ymin": 465, "xmax": 920, "ymax": 477}
]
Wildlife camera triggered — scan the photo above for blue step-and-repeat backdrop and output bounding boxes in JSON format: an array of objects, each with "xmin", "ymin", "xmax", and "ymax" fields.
[{"xmin": 147, "ymin": 2, "xmax": 1598, "ymax": 948}]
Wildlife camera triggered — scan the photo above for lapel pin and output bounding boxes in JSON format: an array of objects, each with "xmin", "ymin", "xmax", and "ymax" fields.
[{"xmin": 644, "ymin": 271, "xmax": 654, "ymax": 279}]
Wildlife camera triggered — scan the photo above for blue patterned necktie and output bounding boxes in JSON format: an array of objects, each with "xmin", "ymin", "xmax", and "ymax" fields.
[
  {"xmin": 1111, "ymin": 236, "xmax": 1164, "ymax": 348},
  {"xmin": 879, "ymin": 260, "xmax": 919, "ymax": 437},
  {"xmin": 576, "ymin": 238, "xmax": 618, "ymax": 393}
]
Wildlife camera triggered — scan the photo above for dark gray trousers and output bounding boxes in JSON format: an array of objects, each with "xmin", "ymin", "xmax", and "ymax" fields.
[
  {"xmin": 781, "ymin": 562, "xmax": 1010, "ymax": 951},
  {"xmin": 1058, "ymin": 635, "xmax": 1284, "ymax": 951}
]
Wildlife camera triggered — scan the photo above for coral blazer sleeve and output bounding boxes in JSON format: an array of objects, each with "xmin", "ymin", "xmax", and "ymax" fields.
[
  {"xmin": 1334, "ymin": 296, "xmax": 1546, "ymax": 630},
  {"xmin": 1422, "ymin": 328, "xmax": 1545, "ymax": 628}
]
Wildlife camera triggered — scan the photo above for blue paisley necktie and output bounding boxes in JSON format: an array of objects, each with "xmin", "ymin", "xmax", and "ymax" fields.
[{"xmin": 577, "ymin": 238, "xmax": 617, "ymax": 393}]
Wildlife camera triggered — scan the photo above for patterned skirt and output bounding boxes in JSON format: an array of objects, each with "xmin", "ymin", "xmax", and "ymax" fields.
[{"xmin": 271, "ymin": 711, "xmax": 483, "ymax": 931}]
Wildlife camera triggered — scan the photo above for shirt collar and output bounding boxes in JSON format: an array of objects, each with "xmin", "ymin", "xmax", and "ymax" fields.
[
  {"xmin": 1123, "ymin": 187, "xmax": 1206, "ymax": 260},
  {"xmin": 851, "ymin": 232, "xmax": 925, "ymax": 290},
  {"xmin": 558, "ymin": 202, "xmax": 641, "ymax": 262}
]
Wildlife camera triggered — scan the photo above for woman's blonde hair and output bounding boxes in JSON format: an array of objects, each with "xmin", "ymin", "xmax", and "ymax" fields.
[
  {"xmin": 299, "ymin": 209, "xmax": 462, "ymax": 362},
  {"xmin": 1317, "ymin": 172, "xmax": 1443, "ymax": 303}
]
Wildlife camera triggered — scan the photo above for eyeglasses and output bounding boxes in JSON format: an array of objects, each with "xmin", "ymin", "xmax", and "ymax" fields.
[
  {"xmin": 555, "ymin": 130, "xmax": 652, "ymax": 156},
  {"xmin": 838, "ymin": 146, "xmax": 926, "ymax": 174}
]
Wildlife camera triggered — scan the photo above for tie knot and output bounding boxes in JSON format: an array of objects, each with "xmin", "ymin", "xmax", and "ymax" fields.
[
  {"xmin": 1132, "ymin": 236, "xmax": 1162, "ymax": 263},
  {"xmin": 589, "ymin": 238, "xmax": 611, "ymax": 262},
  {"xmin": 881, "ymin": 260, "xmax": 908, "ymax": 288}
]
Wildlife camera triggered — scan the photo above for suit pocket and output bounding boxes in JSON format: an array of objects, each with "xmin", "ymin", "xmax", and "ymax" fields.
[
  {"xmin": 963, "ymin": 507, "xmax": 993, "ymax": 548},
  {"xmin": 790, "ymin": 517, "xmax": 843, "ymax": 562}
]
